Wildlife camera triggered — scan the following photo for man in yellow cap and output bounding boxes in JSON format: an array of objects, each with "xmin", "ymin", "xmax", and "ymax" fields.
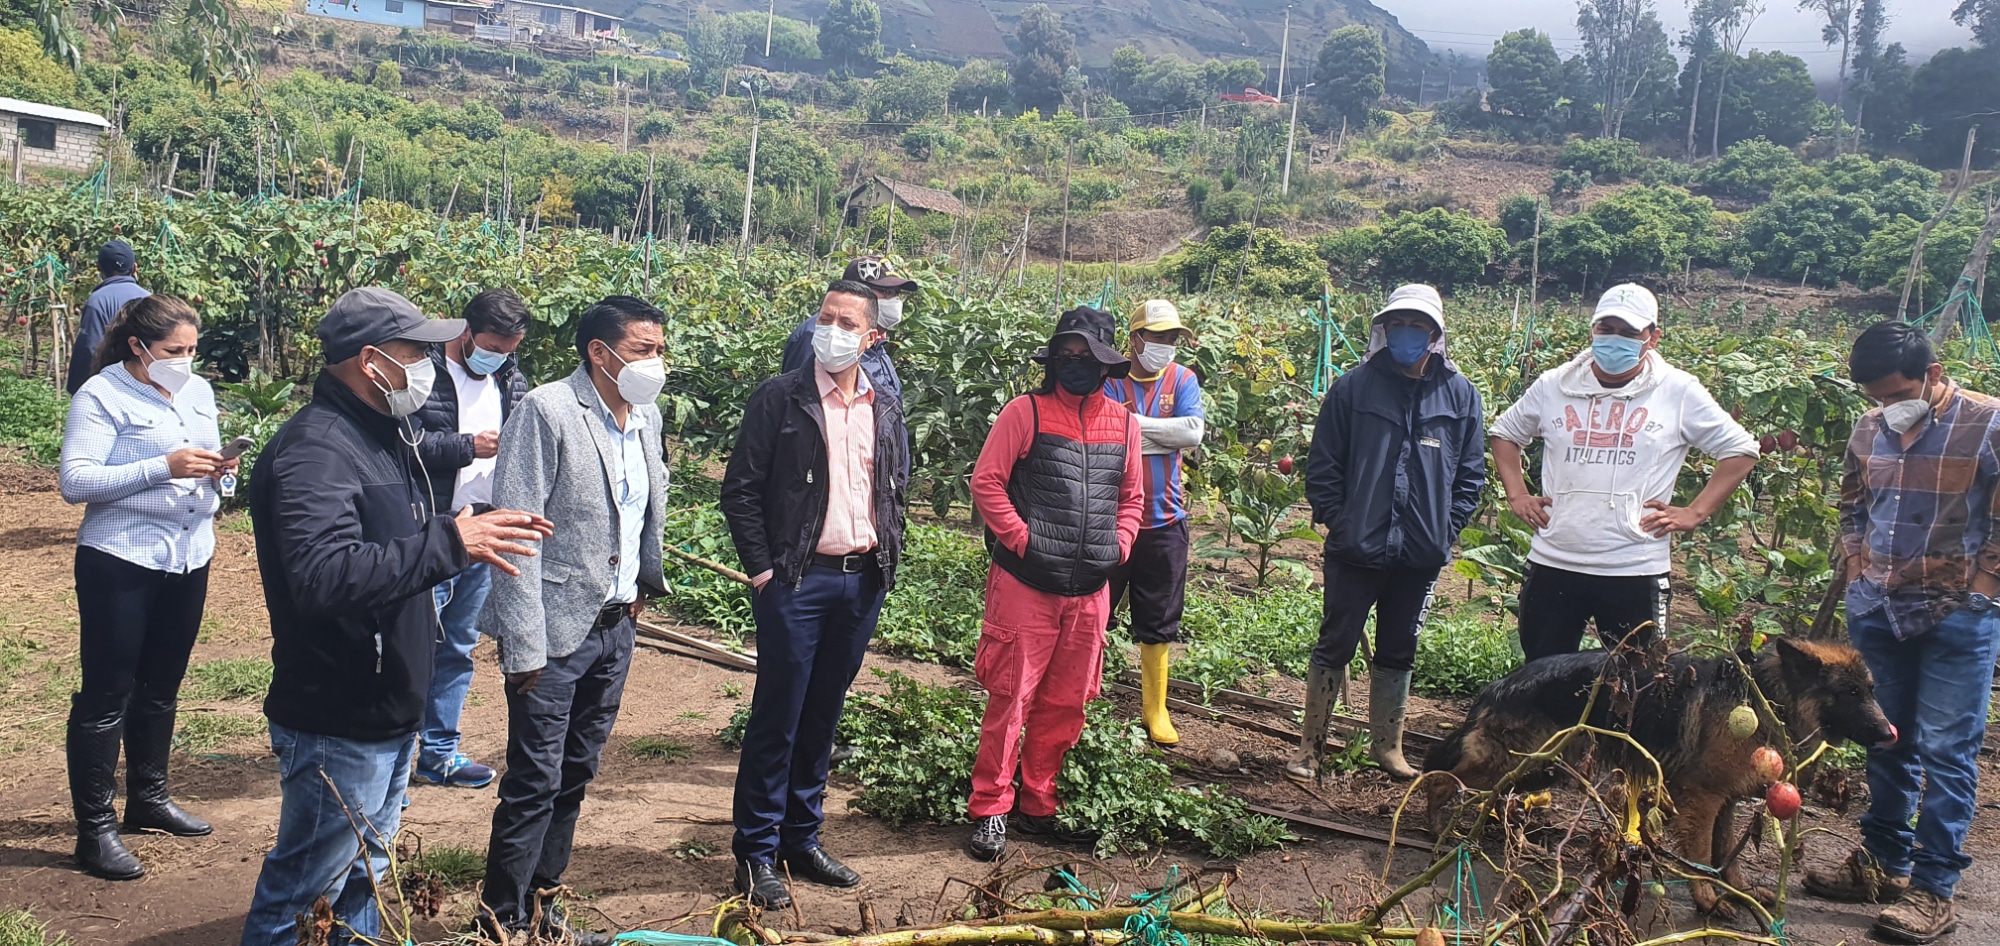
[{"xmin": 1102, "ymin": 300, "xmax": 1206, "ymax": 745}]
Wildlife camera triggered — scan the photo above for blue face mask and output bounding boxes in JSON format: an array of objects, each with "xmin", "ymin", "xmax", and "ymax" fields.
[
  {"xmin": 1591, "ymin": 334, "xmax": 1647, "ymax": 375},
  {"xmin": 466, "ymin": 343, "xmax": 511, "ymax": 376},
  {"xmin": 1385, "ymin": 325, "xmax": 1433, "ymax": 367}
]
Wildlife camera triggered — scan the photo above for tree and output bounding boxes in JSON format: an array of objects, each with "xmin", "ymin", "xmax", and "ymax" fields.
[
  {"xmin": 1708, "ymin": 0, "xmax": 1764, "ymax": 158},
  {"xmin": 1857, "ymin": 42, "xmax": 1913, "ymax": 143},
  {"xmin": 686, "ymin": 13, "xmax": 739, "ymax": 94},
  {"xmin": 37, "ymin": 0, "xmax": 255, "ymax": 91},
  {"xmin": 1798, "ymin": 1, "xmax": 1856, "ymax": 124},
  {"xmin": 1128, "ymin": 55, "xmax": 1204, "ymax": 114},
  {"xmin": 864, "ymin": 55, "xmax": 955, "ymax": 124},
  {"xmin": 1578, "ymin": 0, "xmax": 1668, "ymax": 138},
  {"xmin": 820, "ymin": 0, "xmax": 883, "ymax": 70},
  {"xmin": 1312, "ymin": 25, "xmax": 1386, "ymax": 130},
  {"xmin": 1488, "ymin": 28, "xmax": 1562, "ymax": 119},
  {"xmin": 1954, "ymin": 0, "xmax": 2000, "ymax": 48},
  {"xmin": 1201, "ymin": 58, "xmax": 1266, "ymax": 94},
  {"xmin": 1682, "ymin": 0, "xmax": 1734, "ymax": 159},
  {"xmin": 1374, "ymin": 209, "xmax": 1508, "ymax": 290},
  {"xmin": 1847, "ymin": 0, "xmax": 1888, "ymax": 144},
  {"xmin": 1699, "ymin": 50, "xmax": 1818, "ymax": 148},
  {"xmin": 1010, "ymin": 3, "xmax": 1077, "ymax": 114},
  {"xmin": 1696, "ymin": 137, "xmax": 1802, "ymax": 200},
  {"xmin": 1904, "ymin": 46, "xmax": 2000, "ymax": 168},
  {"xmin": 1109, "ymin": 45, "xmax": 1145, "ymax": 100},
  {"xmin": 951, "ymin": 59, "xmax": 1012, "ymax": 112}
]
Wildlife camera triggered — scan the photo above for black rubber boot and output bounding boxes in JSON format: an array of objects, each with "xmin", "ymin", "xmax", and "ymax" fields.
[
  {"xmin": 68, "ymin": 696, "xmax": 143, "ymax": 880},
  {"xmin": 122, "ymin": 690, "xmax": 210, "ymax": 837}
]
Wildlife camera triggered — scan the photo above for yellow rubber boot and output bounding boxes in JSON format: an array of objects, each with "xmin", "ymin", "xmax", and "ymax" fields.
[{"xmin": 1138, "ymin": 644, "xmax": 1180, "ymax": 745}]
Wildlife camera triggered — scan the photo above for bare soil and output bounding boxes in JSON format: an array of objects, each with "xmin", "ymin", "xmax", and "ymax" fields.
[{"xmin": 1, "ymin": 463, "xmax": 1997, "ymax": 945}]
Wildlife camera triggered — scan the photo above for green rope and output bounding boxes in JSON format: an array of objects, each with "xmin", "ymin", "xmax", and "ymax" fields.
[
  {"xmin": 1436, "ymin": 844, "xmax": 1484, "ymax": 938},
  {"xmin": 1121, "ymin": 865, "xmax": 1189, "ymax": 946},
  {"xmin": 1309, "ymin": 294, "xmax": 1359, "ymax": 399}
]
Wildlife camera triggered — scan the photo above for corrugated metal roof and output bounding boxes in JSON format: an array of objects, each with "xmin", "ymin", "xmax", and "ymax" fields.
[
  {"xmin": 501, "ymin": 0, "xmax": 622, "ymax": 19},
  {"xmin": 0, "ymin": 97, "xmax": 110, "ymax": 129},
  {"xmin": 852, "ymin": 176, "xmax": 968, "ymax": 216}
]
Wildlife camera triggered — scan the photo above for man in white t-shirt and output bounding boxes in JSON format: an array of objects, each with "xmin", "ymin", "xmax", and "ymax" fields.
[
  {"xmin": 410, "ymin": 289, "xmax": 534, "ymax": 791},
  {"xmin": 1489, "ymin": 284, "xmax": 1758, "ymax": 661}
]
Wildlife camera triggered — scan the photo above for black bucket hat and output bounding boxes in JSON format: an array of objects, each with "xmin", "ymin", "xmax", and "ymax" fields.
[{"xmin": 1034, "ymin": 306, "xmax": 1131, "ymax": 378}]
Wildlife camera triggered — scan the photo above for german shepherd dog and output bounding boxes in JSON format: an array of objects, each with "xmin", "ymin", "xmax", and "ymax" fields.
[{"xmin": 1423, "ymin": 637, "xmax": 1894, "ymax": 916}]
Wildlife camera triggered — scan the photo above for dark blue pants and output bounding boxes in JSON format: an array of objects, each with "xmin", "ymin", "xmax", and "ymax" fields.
[
  {"xmin": 1850, "ymin": 605, "xmax": 2000, "ymax": 899},
  {"xmin": 480, "ymin": 615, "xmax": 634, "ymax": 927},
  {"xmin": 731, "ymin": 564, "xmax": 885, "ymax": 864}
]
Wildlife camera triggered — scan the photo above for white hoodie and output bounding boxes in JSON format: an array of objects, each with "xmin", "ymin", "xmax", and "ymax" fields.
[{"xmin": 1490, "ymin": 350, "xmax": 1758, "ymax": 576}]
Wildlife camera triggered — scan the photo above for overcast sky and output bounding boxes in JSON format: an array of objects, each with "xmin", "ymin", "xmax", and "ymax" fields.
[{"xmin": 1391, "ymin": 0, "xmax": 1975, "ymax": 76}]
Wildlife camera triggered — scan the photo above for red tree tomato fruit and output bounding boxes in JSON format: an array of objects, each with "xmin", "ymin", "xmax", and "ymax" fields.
[
  {"xmin": 1751, "ymin": 746, "xmax": 1785, "ymax": 783},
  {"xmin": 1278, "ymin": 456, "xmax": 1294, "ymax": 475},
  {"xmin": 1767, "ymin": 781, "xmax": 1801, "ymax": 820},
  {"xmin": 1778, "ymin": 430, "xmax": 1799, "ymax": 451}
]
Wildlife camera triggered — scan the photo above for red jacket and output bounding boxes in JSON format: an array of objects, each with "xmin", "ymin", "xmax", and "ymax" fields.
[{"xmin": 973, "ymin": 389, "xmax": 1145, "ymax": 593}]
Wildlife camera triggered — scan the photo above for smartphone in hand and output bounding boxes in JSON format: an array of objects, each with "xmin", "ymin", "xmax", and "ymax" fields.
[{"xmin": 220, "ymin": 435, "xmax": 256, "ymax": 461}]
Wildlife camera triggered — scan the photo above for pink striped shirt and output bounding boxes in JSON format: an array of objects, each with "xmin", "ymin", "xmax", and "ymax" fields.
[{"xmin": 815, "ymin": 363, "xmax": 877, "ymax": 555}]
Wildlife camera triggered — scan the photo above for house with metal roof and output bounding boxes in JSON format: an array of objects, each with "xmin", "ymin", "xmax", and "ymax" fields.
[
  {"xmin": 303, "ymin": 0, "xmax": 493, "ymax": 35},
  {"xmin": 489, "ymin": 0, "xmax": 624, "ymax": 44},
  {"xmin": 0, "ymin": 98, "xmax": 109, "ymax": 177}
]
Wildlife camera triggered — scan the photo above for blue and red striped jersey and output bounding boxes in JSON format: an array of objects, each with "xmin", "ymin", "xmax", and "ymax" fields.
[{"xmin": 1102, "ymin": 364, "xmax": 1205, "ymax": 530}]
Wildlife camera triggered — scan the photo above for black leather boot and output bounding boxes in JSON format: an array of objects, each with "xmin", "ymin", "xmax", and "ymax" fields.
[
  {"xmin": 68, "ymin": 697, "xmax": 143, "ymax": 880},
  {"xmin": 122, "ymin": 690, "xmax": 210, "ymax": 837}
]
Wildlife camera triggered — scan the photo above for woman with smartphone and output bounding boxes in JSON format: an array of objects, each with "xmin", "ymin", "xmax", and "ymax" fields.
[{"xmin": 58, "ymin": 295, "xmax": 237, "ymax": 880}]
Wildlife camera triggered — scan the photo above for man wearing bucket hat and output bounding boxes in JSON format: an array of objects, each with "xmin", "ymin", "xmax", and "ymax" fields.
[
  {"xmin": 781, "ymin": 255, "xmax": 920, "ymax": 402},
  {"xmin": 240, "ymin": 289, "xmax": 551, "ymax": 946},
  {"xmin": 1490, "ymin": 283, "xmax": 1756, "ymax": 662},
  {"xmin": 964, "ymin": 307, "xmax": 1144, "ymax": 862},
  {"xmin": 1102, "ymin": 300, "xmax": 1205, "ymax": 745},
  {"xmin": 1294, "ymin": 285, "xmax": 1486, "ymax": 782}
]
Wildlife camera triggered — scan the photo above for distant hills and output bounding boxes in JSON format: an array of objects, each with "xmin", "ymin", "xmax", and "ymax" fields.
[{"xmin": 601, "ymin": 0, "xmax": 1431, "ymax": 83}]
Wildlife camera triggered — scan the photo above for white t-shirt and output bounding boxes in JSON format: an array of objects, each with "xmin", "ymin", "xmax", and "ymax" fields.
[
  {"xmin": 1490, "ymin": 351, "xmax": 1758, "ymax": 576},
  {"xmin": 447, "ymin": 356, "xmax": 504, "ymax": 511}
]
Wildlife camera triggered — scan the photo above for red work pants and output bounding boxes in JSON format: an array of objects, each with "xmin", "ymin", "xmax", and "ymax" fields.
[{"xmin": 968, "ymin": 565, "xmax": 1109, "ymax": 819}]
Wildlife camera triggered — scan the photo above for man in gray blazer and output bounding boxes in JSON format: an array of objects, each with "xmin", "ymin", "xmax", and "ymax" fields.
[{"xmin": 477, "ymin": 296, "xmax": 669, "ymax": 945}]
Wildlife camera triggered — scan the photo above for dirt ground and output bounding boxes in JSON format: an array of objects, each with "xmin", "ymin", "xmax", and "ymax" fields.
[{"xmin": 3, "ymin": 462, "xmax": 1999, "ymax": 945}]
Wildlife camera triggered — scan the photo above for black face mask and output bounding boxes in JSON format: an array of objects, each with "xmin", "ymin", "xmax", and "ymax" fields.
[{"xmin": 1054, "ymin": 360, "xmax": 1106, "ymax": 396}]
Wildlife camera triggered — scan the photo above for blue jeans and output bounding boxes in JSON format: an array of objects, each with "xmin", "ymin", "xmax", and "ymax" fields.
[
  {"xmin": 731, "ymin": 564, "xmax": 884, "ymax": 864},
  {"xmin": 1850, "ymin": 605, "xmax": 2000, "ymax": 899},
  {"xmin": 239, "ymin": 723, "xmax": 414, "ymax": 946},
  {"xmin": 422, "ymin": 563, "xmax": 492, "ymax": 769}
]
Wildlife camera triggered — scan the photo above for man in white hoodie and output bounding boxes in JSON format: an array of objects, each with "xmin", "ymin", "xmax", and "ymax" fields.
[{"xmin": 1489, "ymin": 284, "xmax": 1758, "ymax": 661}]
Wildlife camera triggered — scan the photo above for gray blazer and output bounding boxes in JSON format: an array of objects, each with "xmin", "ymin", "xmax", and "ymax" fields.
[{"xmin": 482, "ymin": 367, "xmax": 668, "ymax": 673}]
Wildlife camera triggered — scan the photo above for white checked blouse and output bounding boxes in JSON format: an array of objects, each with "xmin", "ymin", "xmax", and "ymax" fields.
[{"xmin": 59, "ymin": 362, "xmax": 222, "ymax": 574}]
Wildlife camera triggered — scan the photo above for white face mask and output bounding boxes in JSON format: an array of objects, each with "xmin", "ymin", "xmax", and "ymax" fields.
[
  {"xmin": 1136, "ymin": 340, "xmax": 1176, "ymax": 374},
  {"xmin": 369, "ymin": 349, "xmax": 435, "ymax": 418},
  {"xmin": 875, "ymin": 296, "xmax": 905, "ymax": 331},
  {"xmin": 1881, "ymin": 385, "xmax": 1933, "ymax": 435},
  {"xmin": 813, "ymin": 322, "xmax": 867, "ymax": 374},
  {"xmin": 140, "ymin": 344, "xmax": 194, "ymax": 395},
  {"xmin": 600, "ymin": 343, "xmax": 666, "ymax": 407}
]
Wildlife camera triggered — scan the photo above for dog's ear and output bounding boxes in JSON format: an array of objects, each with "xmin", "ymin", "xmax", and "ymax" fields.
[{"xmin": 1771, "ymin": 635, "xmax": 1824, "ymax": 667}]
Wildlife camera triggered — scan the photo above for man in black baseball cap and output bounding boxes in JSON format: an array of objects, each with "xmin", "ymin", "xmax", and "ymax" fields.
[
  {"xmin": 240, "ymin": 287, "xmax": 552, "ymax": 946},
  {"xmin": 66, "ymin": 241, "xmax": 152, "ymax": 394},
  {"xmin": 780, "ymin": 255, "xmax": 918, "ymax": 403}
]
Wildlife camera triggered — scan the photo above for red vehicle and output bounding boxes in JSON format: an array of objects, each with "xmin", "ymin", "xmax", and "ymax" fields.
[{"xmin": 1219, "ymin": 87, "xmax": 1281, "ymax": 105}]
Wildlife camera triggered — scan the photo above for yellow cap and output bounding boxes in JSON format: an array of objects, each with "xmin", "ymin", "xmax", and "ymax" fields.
[{"xmin": 1129, "ymin": 299, "xmax": 1196, "ymax": 344}]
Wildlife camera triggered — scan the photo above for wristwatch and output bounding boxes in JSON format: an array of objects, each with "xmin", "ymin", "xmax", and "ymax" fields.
[{"xmin": 1969, "ymin": 593, "xmax": 1993, "ymax": 613}]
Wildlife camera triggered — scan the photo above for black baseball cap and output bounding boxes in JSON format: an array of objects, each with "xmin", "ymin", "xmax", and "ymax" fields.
[
  {"xmin": 98, "ymin": 241, "xmax": 134, "ymax": 276},
  {"xmin": 1034, "ymin": 306, "xmax": 1131, "ymax": 378},
  {"xmin": 316, "ymin": 288, "xmax": 465, "ymax": 363},
  {"xmin": 842, "ymin": 256, "xmax": 919, "ymax": 294}
]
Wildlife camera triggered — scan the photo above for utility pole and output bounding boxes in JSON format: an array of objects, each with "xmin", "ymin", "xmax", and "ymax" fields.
[
  {"xmin": 1281, "ymin": 82, "xmax": 1316, "ymax": 196},
  {"xmin": 738, "ymin": 79, "xmax": 762, "ymax": 251},
  {"xmin": 622, "ymin": 86, "xmax": 631, "ymax": 153},
  {"xmin": 1275, "ymin": 5, "xmax": 1291, "ymax": 101},
  {"xmin": 764, "ymin": 0, "xmax": 776, "ymax": 57}
]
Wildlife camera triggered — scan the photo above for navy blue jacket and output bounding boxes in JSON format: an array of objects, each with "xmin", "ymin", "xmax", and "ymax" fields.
[
  {"xmin": 413, "ymin": 345, "xmax": 530, "ymax": 514},
  {"xmin": 1305, "ymin": 353, "xmax": 1487, "ymax": 570},
  {"xmin": 67, "ymin": 276, "xmax": 152, "ymax": 394}
]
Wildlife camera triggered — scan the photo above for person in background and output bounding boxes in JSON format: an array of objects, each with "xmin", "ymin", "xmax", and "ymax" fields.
[
  {"xmin": 1102, "ymin": 299, "xmax": 1205, "ymax": 746},
  {"xmin": 1295, "ymin": 285, "xmax": 1485, "ymax": 783},
  {"xmin": 1488, "ymin": 284, "xmax": 1757, "ymax": 662},
  {"xmin": 240, "ymin": 289, "xmax": 550, "ymax": 946},
  {"xmin": 58, "ymin": 295, "xmax": 234, "ymax": 880},
  {"xmin": 409, "ymin": 289, "xmax": 533, "ymax": 792},
  {"xmin": 1804, "ymin": 321, "xmax": 2000, "ymax": 945},
  {"xmin": 722, "ymin": 280, "xmax": 909, "ymax": 909},
  {"xmin": 964, "ymin": 307, "xmax": 1143, "ymax": 862},
  {"xmin": 67, "ymin": 240, "xmax": 152, "ymax": 395},
  {"xmin": 477, "ymin": 297, "xmax": 670, "ymax": 946},
  {"xmin": 780, "ymin": 255, "xmax": 919, "ymax": 402}
]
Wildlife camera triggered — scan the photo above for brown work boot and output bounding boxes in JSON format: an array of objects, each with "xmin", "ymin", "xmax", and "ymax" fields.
[
  {"xmin": 1873, "ymin": 888, "xmax": 1956, "ymax": 944},
  {"xmin": 1803, "ymin": 848, "xmax": 1910, "ymax": 904}
]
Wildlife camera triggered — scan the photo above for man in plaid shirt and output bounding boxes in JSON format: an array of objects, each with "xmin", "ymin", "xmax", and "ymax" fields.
[{"xmin": 1809, "ymin": 320, "xmax": 2000, "ymax": 944}]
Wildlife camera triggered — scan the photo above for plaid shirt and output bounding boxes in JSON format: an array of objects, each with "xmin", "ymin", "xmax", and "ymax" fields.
[
  {"xmin": 1840, "ymin": 383, "xmax": 2000, "ymax": 639},
  {"xmin": 58, "ymin": 363, "xmax": 221, "ymax": 574}
]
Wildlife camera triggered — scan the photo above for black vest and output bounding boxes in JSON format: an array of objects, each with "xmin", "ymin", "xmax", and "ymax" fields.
[{"xmin": 990, "ymin": 395, "xmax": 1130, "ymax": 596}]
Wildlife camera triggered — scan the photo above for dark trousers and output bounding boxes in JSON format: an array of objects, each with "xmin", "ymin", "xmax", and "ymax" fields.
[
  {"xmin": 1516, "ymin": 562, "xmax": 1670, "ymax": 663},
  {"xmin": 72, "ymin": 545, "xmax": 210, "ymax": 729},
  {"xmin": 481, "ymin": 615, "xmax": 635, "ymax": 926},
  {"xmin": 1107, "ymin": 521, "xmax": 1190, "ymax": 645},
  {"xmin": 731, "ymin": 563, "xmax": 885, "ymax": 864},
  {"xmin": 1311, "ymin": 556, "xmax": 1439, "ymax": 674}
]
